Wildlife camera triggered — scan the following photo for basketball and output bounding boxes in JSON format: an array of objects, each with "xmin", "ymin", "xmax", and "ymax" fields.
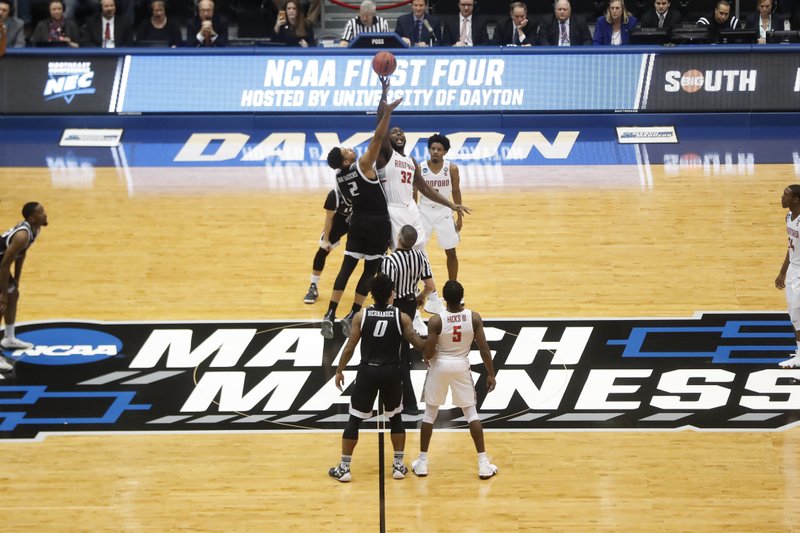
[{"xmin": 372, "ymin": 51, "xmax": 397, "ymax": 77}]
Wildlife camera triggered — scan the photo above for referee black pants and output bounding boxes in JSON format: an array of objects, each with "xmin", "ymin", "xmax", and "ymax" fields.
[{"xmin": 395, "ymin": 295, "xmax": 418, "ymax": 411}]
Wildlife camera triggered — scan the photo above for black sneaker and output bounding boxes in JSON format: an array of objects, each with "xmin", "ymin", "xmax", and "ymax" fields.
[
  {"xmin": 392, "ymin": 462, "xmax": 408, "ymax": 480},
  {"xmin": 303, "ymin": 283, "xmax": 319, "ymax": 304},
  {"xmin": 341, "ymin": 311, "xmax": 355, "ymax": 337},
  {"xmin": 321, "ymin": 314, "xmax": 335, "ymax": 339},
  {"xmin": 328, "ymin": 464, "xmax": 351, "ymax": 482}
]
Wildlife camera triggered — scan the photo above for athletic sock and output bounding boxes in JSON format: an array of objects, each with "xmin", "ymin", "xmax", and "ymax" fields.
[
  {"xmin": 393, "ymin": 451, "xmax": 404, "ymax": 465},
  {"xmin": 5, "ymin": 324, "xmax": 14, "ymax": 338},
  {"xmin": 340, "ymin": 454, "xmax": 352, "ymax": 469},
  {"xmin": 311, "ymin": 274, "xmax": 320, "ymax": 285},
  {"xmin": 418, "ymin": 451, "xmax": 428, "ymax": 461},
  {"xmin": 477, "ymin": 452, "xmax": 488, "ymax": 463}
]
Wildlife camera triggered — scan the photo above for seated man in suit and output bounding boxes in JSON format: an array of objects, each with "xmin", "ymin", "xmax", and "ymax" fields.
[
  {"xmin": 395, "ymin": 0, "xmax": 446, "ymax": 46},
  {"xmin": 81, "ymin": 0, "xmax": 134, "ymax": 47},
  {"xmin": 538, "ymin": 0, "xmax": 592, "ymax": 45},
  {"xmin": 496, "ymin": 1, "xmax": 538, "ymax": 45},
  {"xmin": 0, "ymin": 0, "xmax": 26, "ymax": 48},
  {"xmin": 697, "ymin": 0, "xmax": 740, "ymax": 42},
  {"xmin": 445, "ymin": 0, "xmax": 492, "ymax": 46},
  {"xmin": 639, "ymin": 0, "xmax": 682, "ymax": 29},
  {"xmin": 186, "ymin": 0, "xmax": 229, "ymax": 47}
]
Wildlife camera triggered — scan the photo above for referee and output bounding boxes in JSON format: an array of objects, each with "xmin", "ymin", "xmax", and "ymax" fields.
[
  {"xmin": 381, "ymin": 224, "xmax": 435, "ymax": 415},
  {"xmin": 339, "ymin": 1, "xmax": 390, "ymax": 47}
]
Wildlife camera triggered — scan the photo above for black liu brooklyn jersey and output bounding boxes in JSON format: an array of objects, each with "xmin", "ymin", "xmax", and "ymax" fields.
[
  {"xmin": 359, "ymin": 305, "xmax": 404, "ymax": 365},
  {"xmin": 336, "ymin": 162, "xmax": 388, "ymax": 217}
]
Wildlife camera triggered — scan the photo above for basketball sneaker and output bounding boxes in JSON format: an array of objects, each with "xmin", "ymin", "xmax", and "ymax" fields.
[
  {"xmin": 1, "ymin": 337, "xmax": 33, "ymax": 350},
  {"xmin": 392, "ymin": 462, "xmax": 408, "ymax": 480},
  {"xmin": 779, "ymin": 354, "xmax": 800, "ymax": 368},
  {"xmin": 411, "ymin": 456, "xmax": 428, "ymax": 477},
  {"xmin": 0, "ymin": 356, "xmax": 13, "ymax": 372},
  {"xmin": 341, "ymin": 311, "xmax": 355, "ymax": 338},
  {"xmin": 321, "ymin": 315, "xmax": 335, "ymax": 339},
  {"xmin": 303, "ymin": 283, "xmax": 318, "ymax": 304},
  {"xmin": 478, "ymin": 460, "xmax": 498, "ymax": 479},
  {"xmin": 328, "ymin": 464, "xmax": 351, "ymax": 482}
]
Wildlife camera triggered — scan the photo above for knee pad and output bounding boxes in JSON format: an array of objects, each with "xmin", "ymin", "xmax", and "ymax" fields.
[
  {"xmin": 461, "ymin": 404, "xmax": 479, "ymax": 423},
  {"xmin": 389, "ymin": 413, "xmax": 405, "ymax": 434},
  {"xmin": 343, "ymin": 415, "xmax": 362, "ymax": 440},
  {"xmin": 422, "ymin": 404, "xmax": 439, "ymax": 424}
]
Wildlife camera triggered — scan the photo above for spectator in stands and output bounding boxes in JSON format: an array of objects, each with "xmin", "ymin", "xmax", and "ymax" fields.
[
  {"xmin": 638, "ymin": 0, "xmax": 682, "ymax": 30},
  {"xmin": 274, "ymin": 0, "xmax": 315, "ymax": 46},
  {"xmin": 0, "ymin": 0, "xmax": 26, "ymax": 47},
  {"xmin": 593, "ymin": 0, "xmax": 637, "ymax": 44},
  {"xmin": 697, "ymin": 0, "xmax": 740, "ymax": 41},
  {"xmin": 300, "ymin": 0, "xmax": 321, "ymax": 25},
  {"xmin": 395, "ymin": 0, "xmax": 446, "ymax": 47},
  {"xmin": 136, "ymin": 0, "xmax": 182, "ymax": 47},
  {"xmin": 31, "ymin": 0, "xmax": 80, "ymax": 46},
  {"xmin": 81, "ymin": 0, "xmax": 133, "ymax": 47},
  {"xmin": 747, "ymin": 0, "xmax": 786, "ymax": 43},
  {"xmin": 538, "ymin": 0, "xmax": 592, "ymax": 45},
  {"xmin": 339, "ymin": 0, "xmax": 388, "ymax": 47},
  {"xmin": 444, "ymin": 0, "xmax": 492, "ymax": 46},
  {"xmin": 186, "ymin": 0, "xmax": 228, "ymax": 47},
  {"xmin": 496, "ymin": 1, "xmax": 538, "ymax": 45}
]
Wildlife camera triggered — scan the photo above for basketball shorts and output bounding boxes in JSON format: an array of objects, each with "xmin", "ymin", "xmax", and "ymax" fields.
[
  {"xmin": 786, "ymin": 264, "xmax": 800, "ymax": 328},
  {"xmin": 319, "ymin": 212, "xmax": 349, "ymax": 249},
  {"xmin": 345, "ymin": 212, "xmax": 391, "ymax": 260},
  {"xmin": 419, "ymin": 203, "xmax": 459, "ymax": 250},
  {"xmin": 388, "ymin": 201, "xmax": 426, "ymax": 250},
  {"xmin": 349, "ymin": 363, "xmax": 404, "ymax": 419},
  {"xmin": 423, "ymin": 357, "xmax": 476, "ymax": 408}
]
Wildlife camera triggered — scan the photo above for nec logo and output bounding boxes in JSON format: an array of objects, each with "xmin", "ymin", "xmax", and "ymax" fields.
[
  {"xmin": 664, "ymin": 69, "xmax": 757, "ymax": 93},
  {"xmin": 43, "ymin": 61, "xmax": 97, "ymax": 104}
]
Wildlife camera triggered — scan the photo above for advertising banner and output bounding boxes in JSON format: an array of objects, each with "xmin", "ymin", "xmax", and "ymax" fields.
[{"xmin": 0, "ymin": 55, "xmax": 121, "ymax": 114}]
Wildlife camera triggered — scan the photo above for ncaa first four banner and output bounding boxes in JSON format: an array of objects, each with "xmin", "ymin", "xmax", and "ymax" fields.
[{"xmin": 1, "ymin": 48, "xmax": 799, "ymax": 114}]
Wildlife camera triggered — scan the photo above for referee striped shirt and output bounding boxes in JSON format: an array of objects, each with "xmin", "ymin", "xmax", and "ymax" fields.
[
  {"xmin": 381, "ymin": 248, "xmax": 432, "ymax": 299},
  {"xmin": 341, "ymin": 16, "xmax": 390, "ymax": 43}
]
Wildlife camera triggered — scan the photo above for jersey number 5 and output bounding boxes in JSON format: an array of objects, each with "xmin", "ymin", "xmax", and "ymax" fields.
[{"xmin": 452, "ymin": 325, "xmax": 461, "ymax": 342}]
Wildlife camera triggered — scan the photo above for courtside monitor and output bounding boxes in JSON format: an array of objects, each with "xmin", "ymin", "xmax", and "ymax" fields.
[
  {"xmin": 349, "ymin": 32, "xmax": 409, "ymax": 48},
  {"xmin": 629, "ymin": 27, "xmax": 671, "ymax": 45},
  {"xmin": 766, "ymin": 30, "xmax": 800, "ymax": 43},
  {"xmin": 719, "ymin": 28, "xmax": 757, "ymax": 44},
  {"xmin": 670, "ymin": 26, "xmax": 713, "ymax": 44}
]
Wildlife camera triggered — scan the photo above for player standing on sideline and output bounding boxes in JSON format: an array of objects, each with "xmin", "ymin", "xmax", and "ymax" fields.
[
  {"xmin": 418, "ymin": 134, "xmax": 463, "ymax": 281},
  {"xmin": 321, "ymin": 77, "xmax": 401, "ymax": 339},
  {"xmin": 303, "ymin": 188, "xmax": 351, "ymax": 304},
  {"xmin": 411, "ymin": 280, "xmax": 498, "ymax": 479},
  {"xmin": 776, "ymin": 185, "xmax": 800, "ymax": 368},
  {"xmin": 377, "ymin": 126, "xmax": 470, "ymax": 317},
  {"xmin": 328, "ymin": 273, "xmax": 425, "ymax": 482},
  {"xmin": 0, "ymin": 202, "xmax": 49, "ymax": 371}
]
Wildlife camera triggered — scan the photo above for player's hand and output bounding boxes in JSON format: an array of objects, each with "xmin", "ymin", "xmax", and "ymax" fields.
[
  {"xmin": 0, "ymin": 293, "xmax": 7, "ymax": 314},
  {"xmin": 776, "ymin": 274, "xmax": 787, "ymax": 289},
  {"xmin": 486, "ymin": 374, "xmax": 496, "ymax": 393},
  {"xmin": 401, "ymin": 36, "xmax": 411, "ymax": 46},
  {"xmin": 380, "ymin": 76, "xmax": 390, "ymax": 93},
  {"xmin": 335, "ymin": 370, "xmax": 345, "ymax": 391},
  {"xmin": 456, "ymin": 216, "xmax": 463, "ymax": 231},
  {"xmin": 387, "ymin": 97, "xmax": 403, "ymax": 111},
  {"xmin": 321, "ymin": 240, "xmax": 332, "ymax": 251},
  {"xmin": 453, "ymin": 204, "xmax": 471, "ymax": 215}
]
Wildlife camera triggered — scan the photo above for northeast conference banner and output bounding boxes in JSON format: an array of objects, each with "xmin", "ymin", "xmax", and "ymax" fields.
[{"xmin": 1, "ymin": 50, "xmax": 799, "ymax": 114}]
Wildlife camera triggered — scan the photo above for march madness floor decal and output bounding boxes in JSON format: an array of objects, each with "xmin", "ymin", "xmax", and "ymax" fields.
[{"xmin": 1, "ymin": 312, "xmax": 800, "ymax": 441}]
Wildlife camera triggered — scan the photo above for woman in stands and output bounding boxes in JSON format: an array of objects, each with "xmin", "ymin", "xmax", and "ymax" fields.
[
  {"xmin": 136, "ymin": 0, "xmax": 183, "ymax": 47},
  {"xmin": 273, "ymin": 0, "xmax": 316, "ymax": 47},
  {"xmin": 592, "ymin": 0, "xmax": 637, "ymax": 45},
  {"xmin": 747, "ymin": 0, "xmax": 786, "ymax": 43},
  {"xmin": 31, "ymin": 0, "xmax": 80, "ymax": 47}
]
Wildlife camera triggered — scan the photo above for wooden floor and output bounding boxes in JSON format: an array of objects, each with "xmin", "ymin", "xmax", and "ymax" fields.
[{"xmin": 2, "ymin": 164, "xmax": 799, "ymax": 531}]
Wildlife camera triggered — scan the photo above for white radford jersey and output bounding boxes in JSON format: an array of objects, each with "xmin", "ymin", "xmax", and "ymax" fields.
[
  {"xmin": 379, "ymin": 149, "xmax": 416, "ymax": 206},
  {"xmin": 419, "ymin": 160, "xmax": 452, "ymax": 209},
  {"xmin": 436, "ymin": 309, "xmax": 474, "ymax": 366},
  {"xmin": 788, "ymin": 212, "xmax": 800, "ymax": 266}
]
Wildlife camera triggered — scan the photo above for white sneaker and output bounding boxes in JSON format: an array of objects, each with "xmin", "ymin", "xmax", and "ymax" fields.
[
  {"xmin": 411, "ymin": 456, "xmax": 428, "ymax": 477},
  {"xmin": 0, "ymin": 357, "xmax": 13, "ymax": 372},
  {"xmin": 1, "ymin": 337, "xmax": 33, "ymax": 350},
  {"xmin": 412, "ymin": 311, "xmax": 428, "ymax": 336},
  {"xmin": 423, "ymin": 293, "xmax": 445, "ymax": 315},
  {"xmin": 478, "ymin": 460, "xmax": 498, "ymax": 479},
  {"xmin": 779, "ymin": 354, "xmax": 800, "ymax": 368}
]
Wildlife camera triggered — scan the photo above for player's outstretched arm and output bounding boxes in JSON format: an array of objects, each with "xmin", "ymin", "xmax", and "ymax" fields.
[
  {"xmin": 413, "ymin": 159, "xmax": 472, "ymax": 215},
  {"xmin": 400, "ymin": 312, "xmax": 425, "ymax": 351},
  {"xmin": 472, "ymin": 311, "xmax": 496, "ymax": 392},
  {"xmin": 451, "ymin": 162, "xmax": 464, "ymax": 230},
  {"xmin": 360, "ymin": 78, "xmax": 402, "ymax": 178}
]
